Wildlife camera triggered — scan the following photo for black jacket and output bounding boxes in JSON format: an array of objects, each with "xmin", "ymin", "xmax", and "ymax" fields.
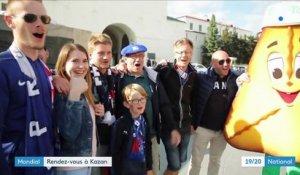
[
  {"xmin": 111, "ymin": 114, "xmax": 152, "ymax": 175},
  {"xmin": 115, "ymin": 67, "xmax": 177, "ymax": 142},
  {"xmin": 193, "ymin": 66, "xmax": 239, "ymax": 129},
  {"xmin": 155, "ymin": 62, "xmax": 197, "ymax": 130}
]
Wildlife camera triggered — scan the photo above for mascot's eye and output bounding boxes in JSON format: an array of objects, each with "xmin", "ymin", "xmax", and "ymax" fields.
[
  {"xmin": 273, "ymin": 69, "xmax": 282, "ymax": 79},
  {"xmin": 295, "ymin": 53, "xmax": 300, "ymax": 79},
  {"xmin": 268, "ymin": 53, "xmax": 284, "ymax": 80}
]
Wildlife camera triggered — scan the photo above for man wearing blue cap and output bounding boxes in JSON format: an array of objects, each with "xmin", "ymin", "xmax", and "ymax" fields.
[{"xmin": 114, "ymin": 43, "xmax": 181, "ymax": 175}]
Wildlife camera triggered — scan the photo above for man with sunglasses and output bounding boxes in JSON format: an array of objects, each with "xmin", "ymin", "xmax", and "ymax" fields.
[
  {"xmin": 0, "ymin": 0, "xmax": 53, "ymax": 175},
  {"xmin": 189, "ymin": 50, "xmax": 239, "ymax": 175}
]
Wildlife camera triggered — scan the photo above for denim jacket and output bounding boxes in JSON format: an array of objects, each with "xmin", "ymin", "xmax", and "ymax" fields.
[{"xmin": 53, "ymin": 93, "xmax": 93, "ymax": 156}]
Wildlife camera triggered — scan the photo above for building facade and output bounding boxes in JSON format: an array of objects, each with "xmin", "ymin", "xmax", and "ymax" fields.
[
  {"xmin": 177, "ymin": 15, "xmax": 253, "ymax": 63},
  {"xmin": 43, "ymin": 1, "xmax": 185, "ymax": 65},
  {"xmin": 0, "ymin": 1, "xmax": 253, "ymax": 66}
]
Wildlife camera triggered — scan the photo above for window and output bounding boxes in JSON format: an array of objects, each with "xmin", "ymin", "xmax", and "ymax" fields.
[
  {"xmin": 1, "ymin": 3, "xmax": 7, "ymax": 11},
  {"xmin": 189, "ymin": 23, "xmax": 193, "ymax": 30},
  {"xmin": 199, "ymin": 25, "xmax": 202, "ymax": 32},
  {"xmin": 147, "ymin": 53, "xmax": 156, "ymax": 60},
  {"xmin": 146, "ymin": 53, "xmax": 156, "ymax": 67}
]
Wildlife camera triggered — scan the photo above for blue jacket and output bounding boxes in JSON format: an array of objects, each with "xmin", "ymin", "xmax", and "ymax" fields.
[
  {"xmin": 192, "ymin": 67, "xmax": 239, "ymax": 129},
  {"xmin": 53, "ymin": 93, "xmax": 93, "ymax": 156},
  {"xmin": 0, "ymin": 50, "xmax": 53, "ymax": 175}
]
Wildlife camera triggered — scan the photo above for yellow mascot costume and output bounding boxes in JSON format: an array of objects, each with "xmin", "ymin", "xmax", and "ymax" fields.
[{"xmin": 224, "ymin": 1, "xmax": 300, "ymax": 175}]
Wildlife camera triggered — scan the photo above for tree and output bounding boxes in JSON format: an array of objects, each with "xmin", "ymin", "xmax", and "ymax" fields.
[
  {"xmin": 243, "ymin": 35, "xmax": 257, "ymax": 64},
  {"xmin": 202, "ymin": 14, "xmax": 219, "ymax": 66},
  {"xmin": 201, "ymin": 14, "xmax": 257, "ymax": 66},
  {"xmin": 218, "ymin": 27, "xmax": 230, "ymax": 50}
]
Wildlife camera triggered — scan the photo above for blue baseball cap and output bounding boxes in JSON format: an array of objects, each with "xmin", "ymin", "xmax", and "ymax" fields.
[{"xmin": 121, "ymin": 43, "xmax": 147, "ymax": 56}]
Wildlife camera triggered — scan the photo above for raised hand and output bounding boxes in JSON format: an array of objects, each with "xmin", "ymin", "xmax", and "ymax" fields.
[
  {"xmin": 236, "ymin": 72, "xmax": 250, "ymax": 88},
  {"xmin": 68, "ymin": 72, "xmax": 88, "ymax": 101},
  {"xmin": 158, "ymin": 58, "xmax": 168, "ymax": 66}
]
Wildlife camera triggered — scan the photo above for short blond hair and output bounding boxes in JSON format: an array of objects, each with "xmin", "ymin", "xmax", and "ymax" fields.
[
  {"xmin": 87, "ymin": 33, "xmax": 112, "ymax": 54},
  {"xmin": 122, "ymin": 83, "xmax": 147, "ymax": 103},
  {"xmin": 6, "ymin": 0, "xmax": 43, "ymax": 15},
  {"xmin": 174, "ymin": 38, "xmax": 193, "ymax": 49}
]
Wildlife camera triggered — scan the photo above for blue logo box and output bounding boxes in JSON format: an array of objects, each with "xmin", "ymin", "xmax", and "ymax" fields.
[
  {"xmin": 15, "ymin": 157, "xmax": 44, "ymax": 167},
  {"xmin": 265, "ymin": 156, "xmax": 295, "ymax": 166}
]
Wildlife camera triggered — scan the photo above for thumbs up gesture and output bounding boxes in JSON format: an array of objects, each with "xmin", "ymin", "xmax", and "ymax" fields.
[{"xmin": 68, "ymin": 72, "xmax": 88, "ymax": 101}]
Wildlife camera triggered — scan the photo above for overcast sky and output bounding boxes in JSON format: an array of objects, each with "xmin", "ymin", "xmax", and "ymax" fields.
[{"xmin": 167, "ymin": 1, "xmax": 280, "ymax": 34}]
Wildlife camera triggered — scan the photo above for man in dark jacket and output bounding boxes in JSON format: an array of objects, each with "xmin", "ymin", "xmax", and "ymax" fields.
[
  {"xmin": 189, "ymin": 50, "xmax": 238, "ymax": 175},
  {"xmin": 88, "ymin": 33, "xmax": 115, "ymax": 175},
  {"xmin": 155, "ymin": 38, "xmax": 197, "ymax": 175},
  {"xmin": 115, "ymin": 43, "xmax": 181, "ymax": 175}
]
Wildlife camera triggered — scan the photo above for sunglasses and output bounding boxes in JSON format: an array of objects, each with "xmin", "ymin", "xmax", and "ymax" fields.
[
  {"xmin": 15, "ymin": 13, "xmax": 51, "ymax": 24},
  {"xmin": 218, "ymin": 58, "xmax": 231, "ymax": 65}
]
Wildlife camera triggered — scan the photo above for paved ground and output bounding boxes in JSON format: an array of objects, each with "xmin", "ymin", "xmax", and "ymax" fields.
[{"xmin": 159, "ymin": 135, "xmax": 286, "ymax": 175}]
